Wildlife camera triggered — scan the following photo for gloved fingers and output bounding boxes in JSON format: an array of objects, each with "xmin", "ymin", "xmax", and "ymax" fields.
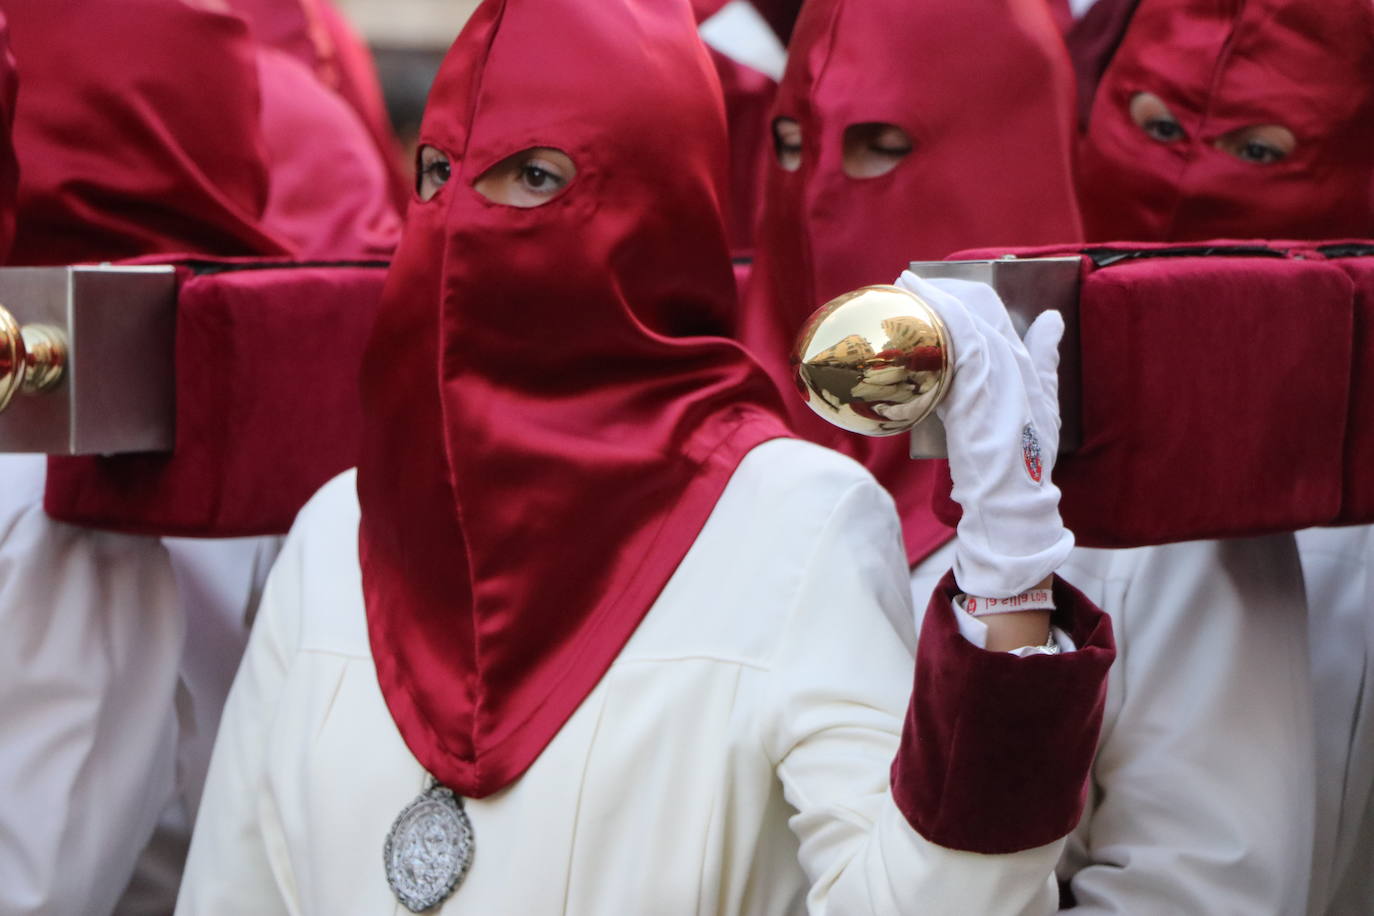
[
  {"xmin": 1022, "ymin": 310, "xmax": 1064, "ymax": 406},
  {"xmin": 964, "ymin": 299, "xmax": 1045, "ymax": 421},
  {"xmin": 921, "ymin": 279, "xmax": 1060, "ymax": 418},
  {"xmin": 960, "ymin": 308, "xmax": 1062, "ymax": 470},
  {"xmin": 946, "ymin": 309, "xmax": 1040, "ymax": 439},
  {"xmin": 921, "ymin": 276, "xmax": 1019, "ymax": 344},
  {"xmin": 893, "ymin": 271, "xmax": 986, "ymax": 375},
  {"xmin": 899, "ymin": 272, "xmax": 1055, "ymax": 461}
]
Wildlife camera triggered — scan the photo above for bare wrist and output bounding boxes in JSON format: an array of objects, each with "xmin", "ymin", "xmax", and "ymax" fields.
[
  {"xmin": 981, "ymin": 609, "xmax": 1052, "ymax": 652},
  {"xmin": 970, "ymin": 576, "xmax": 1054, "ymax": 652}
]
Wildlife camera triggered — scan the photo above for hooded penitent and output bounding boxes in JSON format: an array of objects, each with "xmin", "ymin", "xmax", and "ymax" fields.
[
  {"xmin": 5, "ymin": 0, "xmax": 292, "ymax": 263},
  {"xmin": 357, "ymin": 0, "xmax": 791, "ymax": 798},
  {"xmin": 1078, "ymin": 0, "xmax": 1374, "ymax": 242},
  {"xmin": 741, "ymin": 0, "xmax": 1082, "ymax": 565}
]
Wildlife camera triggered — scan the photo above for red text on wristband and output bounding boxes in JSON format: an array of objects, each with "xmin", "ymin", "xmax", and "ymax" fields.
[{"xmin": 964, "ymin": 588, "xmax": 1055, "ymax": 617}]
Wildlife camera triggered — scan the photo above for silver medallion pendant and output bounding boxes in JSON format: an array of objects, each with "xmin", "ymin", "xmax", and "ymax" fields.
[{"xmin": 384, "ymin": 781, "xmax": 474, "ymax": 912}]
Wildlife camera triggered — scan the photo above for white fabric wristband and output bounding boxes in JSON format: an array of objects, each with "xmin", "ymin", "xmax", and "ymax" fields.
[
  {"xmin": 949, "ymin": 599, "xmax": 1075, "ymax": 656},
  {"xmin": 962, "ymin": 587, "xmax": 1055, "ymax": 617}
]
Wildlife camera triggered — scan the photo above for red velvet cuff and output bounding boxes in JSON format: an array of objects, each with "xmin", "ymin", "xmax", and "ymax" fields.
[
  {"xmin": 930, "ymin": 242, "xmax": 1356, "ymax": 546},
  {"xmin": 891, "ymin": 570, "xmax": 1114, "ymax": 854},
  {"xmin": 43, "ymin": 257, "xmax": 386, "ymax": 537},
  {"xmin": 1316, "ymin": 249, "xmax": 1374, "ymax": 525}
]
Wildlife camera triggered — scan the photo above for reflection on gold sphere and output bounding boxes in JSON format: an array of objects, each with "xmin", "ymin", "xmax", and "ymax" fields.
[
  {"xmin": 791, "ymin": 285, "xmax": 952, "ymax": 437},
  {"xmin": 0, "ymin": 303, "xmax": 68, "ymax": 415}
]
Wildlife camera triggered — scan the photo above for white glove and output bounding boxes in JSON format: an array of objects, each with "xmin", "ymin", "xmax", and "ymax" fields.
[{"xmin": 894, "ymin": 270, "xmax": 1073, "ymax": 598}]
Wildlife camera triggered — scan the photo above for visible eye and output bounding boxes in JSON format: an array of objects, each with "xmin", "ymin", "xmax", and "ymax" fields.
[
  {"xmin": 417, "ymin": 145, "xmax": 452, "ymax": 201},
  {"xmin": 473, "ymin": 147, "xmax": 577, "ymax": 208},
  {"xmin": 1215, "ymin": 124, "xmax": 1296, "ymax": 165},
  {"xmin": 1237, "ymin": 141, "xmax": 1282, "ymax": 164},
  {"xmin": 842, "ymin": 122, "xmax": 914, "ymax": 178},
  {"xmin": 1129, "ymin": 92, "xmax": 1187, "ymax": 144},
  {"xmin": 773, "ymin": 117, "xmax": 802, "ymax": 171},
  {"xmin": 518, "ymin": 162, "xmax": 561, "ymax": 192},
  {"xmin": 1143, "ymin": 118, "xmax": 1185, "ymax": 142}
]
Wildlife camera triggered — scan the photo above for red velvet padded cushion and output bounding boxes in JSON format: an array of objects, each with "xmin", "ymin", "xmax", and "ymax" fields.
[
  {"xmin": 930, "ymin": 244, "xmax": 1354, "ymax": 546},
  {"xmin": 44, "ymin": 259, "xmax": 385, "ymax": 536},
  {"xmin": 1317, "ymin": 250, "xmax": 1374, "ymax": 524}
]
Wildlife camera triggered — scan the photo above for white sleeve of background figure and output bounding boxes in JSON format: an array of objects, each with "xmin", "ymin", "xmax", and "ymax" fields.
[
  {"xmin": 0, "ymin": 455, "xmax": 184, "ymax": 916},
  {"xmin": 761, "ymin": 476, "xmax": 1064, "ymax": 916},
  {"xmin": 174, "ymin": 524, "xmax": 305, "ymax": 916},
  {"xmin": 1062, "ymin": 534, "xmax": 1315, "ymax": 914}
]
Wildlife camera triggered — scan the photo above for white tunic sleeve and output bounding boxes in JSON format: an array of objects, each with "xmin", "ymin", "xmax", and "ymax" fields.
[
  {"xmin": 759, "ymin": 476, "xmax": 1066, "ymax": 916},
  {"xmin": 1298, "ymin": 524, "xmax": 1374, "ymax": 914},
  {"xmin": 0, "ymin": 455, "xmax": 183, "ymax": 916},
  {"xmin": 1057, "ymin": 534, "xmax": 1315, "ymax": 914}
]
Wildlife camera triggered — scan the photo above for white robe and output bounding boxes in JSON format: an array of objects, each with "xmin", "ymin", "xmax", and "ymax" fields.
[
  {"xmin": 116, "ymin": 534, "xmax": 282, "ymax": 915},
  {"xmin": 179, "ymin": 440, "xmax": 1078, "ymax": 915},
  {"xmin": 1298, "ymin": 524, "xmax": 1374, "ymax": 915},
  {"xmin": 0, "ymin": 455, "xmax": 182, "ymax": 916},
  {"xmin": 915, "ymin": 533, "xmax": 1316, "ymax": 914},
  {"xmin": 0, "ymin": 453, "xmax": 282, "ymax": 916}
]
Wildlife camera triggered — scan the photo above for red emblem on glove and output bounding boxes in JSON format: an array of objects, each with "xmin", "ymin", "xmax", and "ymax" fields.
[{"xmin": 1022, "ymin": 423, "xmax": 1043, "ymax": 484}]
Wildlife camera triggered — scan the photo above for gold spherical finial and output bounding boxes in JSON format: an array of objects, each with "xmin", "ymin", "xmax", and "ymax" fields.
[
  {"xmin": 0, "ymin": 303, "xmax": 67, "ymax": 415},
  {"xmin": 791, "ymin": 284, "xmax": 952, "ymax": 437}
]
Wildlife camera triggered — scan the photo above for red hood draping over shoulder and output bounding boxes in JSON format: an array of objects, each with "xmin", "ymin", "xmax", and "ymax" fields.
[
  {"xmin": 740, "ymin": 0, "xmax": 1082, "ymax": 566},
  {"xmin": 314, "ymin": 0, "xmax": 410, "ymax": 209},
  {"xmin": 0, "ymin": 14, "xmax": 17, "ymax": 263},
  {"xmin": 186, "ymin": 0, "xmax": 402, "ymax": 256},
  {"xmin": 690, "ymin": 0, "xmax": 778, "ymax": 261},
  {"xmin": 357, "ymin": 0, "xmax": 790, "ymax": 798},
  {"xmin": 689, "ymin": 0, "xmax": 730, "ymax": 19},
  {"xmin": 254, "ymin": 49, "xmax": 402, "ymax": 258},
  {"xmin": 710, "ymin": 49, "xmax": 775, "ymax": 258},
  {"xmin": 1078, "ymin": 0, "xmax": 1374, "ymax": 242},
  {"xmin": 5, "ymin": 0, "xmax": 291, "ymax": 264},
  {"xmin": 223, "ymin": 0, "xmax": 411, "ymax": 210},
  {"xmin": 222, "ymin": 0, "xmax": 324, "ymax": 68},
  {"xmin": 751, "ymin": 0, "xmax": 804, "ymax": 43},
  {"xmin": 1060, "ymin": 0, "xmax": 1144, "ymax": 129}
]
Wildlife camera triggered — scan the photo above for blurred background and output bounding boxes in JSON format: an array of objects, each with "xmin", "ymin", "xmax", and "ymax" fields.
[{"xmin": 334, "ymin": 0, "xmax": 479, "ymax": 47}]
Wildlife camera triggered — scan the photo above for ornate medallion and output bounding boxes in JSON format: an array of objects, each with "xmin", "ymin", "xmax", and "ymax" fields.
[
  {"xmin": 384, "ymin": 781, "xmax": 474, "ymax": 912},
  {"xmin": 1022, "ymin": 422, "xmax": 1044, "ymax": 484}
]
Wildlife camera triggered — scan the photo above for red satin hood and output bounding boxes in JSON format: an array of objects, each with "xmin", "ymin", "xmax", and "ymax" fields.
[
  {"xmin": 0, "ymin": 15, "xmax": 16, "ymax": 263},
  {"xmin": 214, "ymin": 0, "xmax": 402, "ymax": 256},
  {"xmin": 223, "ymin": 0, "xmax": 326, "ymax": 71},
  {"xmin": 357, "ymin": 0, "xmax": 790, "ymax": 797},
  {"xmin": 741, "ymin": 0, "xmax": 1082, "ymax": 565},
  {"xmin": 224, "ymin": 0, "xmax": 410, "ymax": 210},
  {"xmin": 312, "ymin": 0, "xmax": 410, "ymax": 211},
  {"xmin": 1078, "ymin": 0, "xmax": 1374, "ymax": 241},
  {"xmin": 255, "ymin": 48, "xmax": 401, "ymax": 258},
  {"xmin": 6, "ymin": 0, "xmax": 290, "ymax": 263}
]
